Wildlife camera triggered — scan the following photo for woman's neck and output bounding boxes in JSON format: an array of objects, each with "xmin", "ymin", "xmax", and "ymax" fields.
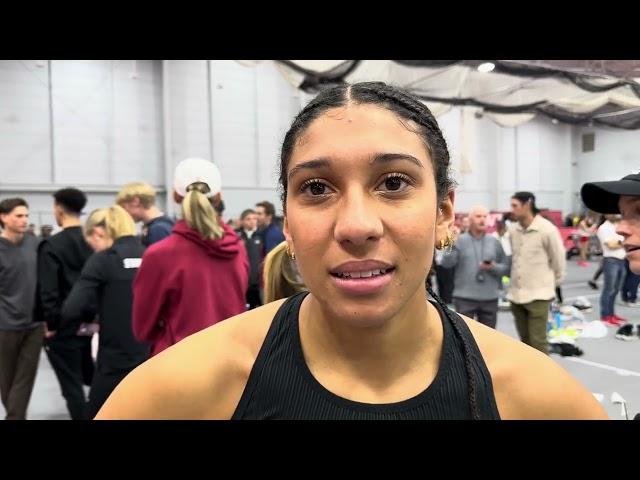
[{"xmin": 299, "ymin": 287, "xmax": 442, "ymax": 385}]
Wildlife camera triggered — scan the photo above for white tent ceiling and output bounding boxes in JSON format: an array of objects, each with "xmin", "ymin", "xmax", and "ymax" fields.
[{"xmin": 238, "ymin": 60, "xmax": 640, "ymax": 129}]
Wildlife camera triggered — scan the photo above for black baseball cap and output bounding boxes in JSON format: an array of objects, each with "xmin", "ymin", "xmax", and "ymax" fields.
[{"xmin": 581, "ymin": 173, "xmax": 640, "ymax": 214}]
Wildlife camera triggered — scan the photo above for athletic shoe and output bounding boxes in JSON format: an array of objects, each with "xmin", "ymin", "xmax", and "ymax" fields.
[
  {"xmin": 615, "ymin": 324, "xmax": 637, "ymax": 341},
  {"xmin": 602, "ymin": 316, "xmax": 624, "ymax": 327}
]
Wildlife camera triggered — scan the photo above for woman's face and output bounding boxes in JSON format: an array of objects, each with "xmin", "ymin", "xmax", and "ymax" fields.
[
  {"xmin": 284, "ymin": 103, "xmax": 454, "ymax": 327},
  {"xmin": 86, "ymin": 226, "xmax": 111, "ymax": 252}
]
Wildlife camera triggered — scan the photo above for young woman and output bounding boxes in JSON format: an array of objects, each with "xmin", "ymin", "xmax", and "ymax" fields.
[
  {"xmin": 96, "ymin": 82, "xmax": 607, "ymax": 420},
  {"xmin": 62, "ymin": 206, "xmax": 149, "ymax": 419},
  {"xmin": 131, "ymin": 158, "xmax": 249, "ymax": 357}
]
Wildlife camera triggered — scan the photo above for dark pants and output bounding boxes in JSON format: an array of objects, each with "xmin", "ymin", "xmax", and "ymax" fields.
[
  {"xmin": 621, "ymin": 260, "xmax": 640, "ymax": 303},
  {"xmin": 435, "ymin": 265, "xmax": 455, "ymax": 305},
  {"xmin": 453, "ymin": 298, "xmax": 498, "ymax": 329},
  {"xmin": 87, "ymin": 369, "xmax": 131, "ymax": 420},
  {"xmin": 0, "ymin": 325, "xmax": 44, "ymax": 420},
  {"xmin": 44, "ymin": 335, "xmax": 93, "ymax": 420},
  {"xmin": 246, "ymin": 285, "xmax": 262, "ymax": 310},
  {"xmin": 600, "ymin": 257, "xmax": 626, "ymax": 318},
  {"xmin": 593, "ymin": 260, "xmax": 604, "ymax": 282},
  {"xmin": 511, "ymin": 299, "xmax": 551, "ymax": 354}
]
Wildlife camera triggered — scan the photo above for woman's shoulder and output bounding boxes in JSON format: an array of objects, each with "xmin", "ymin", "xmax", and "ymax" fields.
[
  {"xmin": 460, "ymin": 316, "xmax": 608, "ymax": 419},
  {"xmin": 95, "ymin": 299, "xmax": 288, "ymax": 419}
]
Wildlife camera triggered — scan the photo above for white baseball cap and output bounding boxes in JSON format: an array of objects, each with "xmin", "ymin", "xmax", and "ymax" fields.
[{"xmin": 173, "ymin": 158, "xmax": 222, "ymax": 198}]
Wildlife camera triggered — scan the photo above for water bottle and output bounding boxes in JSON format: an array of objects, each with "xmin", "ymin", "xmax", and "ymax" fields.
[{"xmin": 554, "ymin": 312, "xmax": 562, "ymax": 330}]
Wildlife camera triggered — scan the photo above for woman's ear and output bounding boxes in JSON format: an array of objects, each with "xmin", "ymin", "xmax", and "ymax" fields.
[
  {"xmin": 283, "ymin": 216, "xmax": 293, "ymax": 250},
  {"xmin": 172, "ymin": 189, "xmax": 184, "ymax": 204},
  {"xmin": 435, "ymin": 190, "xmax": 455, "ymax": 245}
]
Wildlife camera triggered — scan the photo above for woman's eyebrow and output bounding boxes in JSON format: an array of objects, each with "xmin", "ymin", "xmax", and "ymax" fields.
[
  {"xmin": 288, "ymin": 158, "xmax": 331, "ymax": 181},
  {"xmin": 370, "ymin": 153, "xmax": 424, "ymax": 168},
  {"xmin": 288, "ymin": 153, "xmax": 424, "ymax": 182}
]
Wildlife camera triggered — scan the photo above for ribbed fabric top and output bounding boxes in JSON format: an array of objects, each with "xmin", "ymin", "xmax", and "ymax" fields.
[{"xmin": 232, "ymin": 292, "xmax": 500, "ymax": 420}]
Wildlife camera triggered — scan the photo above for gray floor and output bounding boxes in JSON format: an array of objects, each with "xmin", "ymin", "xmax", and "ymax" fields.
[
  {"xmin": 2, "ymin": 257, "xmax": 639, "ymax": 420},
  {"xmin": 514, "ymin": 259, "xmax": 640, "ymax": 420}
]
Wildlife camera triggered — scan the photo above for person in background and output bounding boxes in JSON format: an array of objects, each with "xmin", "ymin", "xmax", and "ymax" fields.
[
  {"xmin": 262, "ymin": 241, "xmax": 306, "ymax": 303},
  {"xmin": 577, "ymin": 215, "xmax": 597, "ymax": 267},
  {"xmin": 62, "ymin": 206, "xmax": 149, "ymax": 419},
  {"xmin": 0, "ymin": 198, "xmax": 43, "ymax": 420},
  {"xmin": 116, "ymin": 182, "xmax": 174, "ymax": 247},
  {"xmin": 491, "ymin": 220, "xmax": 511, "ymax": 258},
  {"xmin": 235, "ymin": 209, "xmax": 263, "ymax": 309},
  {"xmin": 37, "ymin": 188, "xmax": 95, "ymax": 420},
  {"xmin": 39, "ymin": 225, "xmax": 54, "ymax": 239},
  {"xmin": 594, "ymin": 215, "xmax": 627, "ymax": 326},
  {"xmin": 255, "ymin": 200, "xmax": 285, "ymax": 255},
  {"xmin": 132, "ymin": 158, "xmax": 249, "ymax": 356},
  {"xmin": 441, "ymin": 205, "xmax": 509, "ymax": 328},
  {"xmin": 508, "ymin": 191, "xmax": 566, "ymax": 354}
]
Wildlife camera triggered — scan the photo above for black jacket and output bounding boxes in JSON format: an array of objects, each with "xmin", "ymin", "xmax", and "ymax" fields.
[
  {"xmin": 62, "ymin": 236, "xmax": 150, "ymax": 373},
  {"xmin": 37, "ymin": 226, "xmax": 94, "ymax": 335},
  {"xmin": 236, "ymin": 229, "xmax": 263, "ymax": 287}
]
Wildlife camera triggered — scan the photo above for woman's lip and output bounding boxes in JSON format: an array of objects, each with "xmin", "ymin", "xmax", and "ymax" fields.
[
  {"xmin": 329, "ymin": 259, "xmax": 394, "ymax": 274},
  {"xmin": 329, "ymin": 269, "xmax": 395, "ymax": 296}
]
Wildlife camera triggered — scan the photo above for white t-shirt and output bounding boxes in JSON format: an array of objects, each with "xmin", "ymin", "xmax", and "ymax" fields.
[
  {"xmin": 597, "ymin": 221, "xmax": 626, "ymax": 260},
  {"xmin": 491, "ymin": 231, "xmax": 512, "ymax": 257}
]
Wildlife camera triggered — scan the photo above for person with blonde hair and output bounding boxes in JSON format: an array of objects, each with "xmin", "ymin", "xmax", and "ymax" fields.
[
  {"xmin": 131, "ymin": 158, "xmax": 249, "ymax": 357},
  {"xmin": 263, "ymin": 241, "xmax": 306, "ymax": 303},
  {"xmin": 62, "ymin": 204, "xmax": 149, "ymax": 418},
  {"xmin": 116, "ymin": 182, "xmax": 174, "ymax": 246}
]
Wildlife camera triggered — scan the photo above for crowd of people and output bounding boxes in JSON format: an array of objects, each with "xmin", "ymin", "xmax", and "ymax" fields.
[
  {"xmin": 0, "ymin": 156, "xmax": 294, "ymax": 420},
  {"xmin": 2, "ymin": 81, "xmax": 639, "ymax": 420}
]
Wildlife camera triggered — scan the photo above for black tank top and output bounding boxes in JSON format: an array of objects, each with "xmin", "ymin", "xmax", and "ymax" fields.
[{"xmin": 232, "ymin": 292, "xmax": 501, "ymax": 420}]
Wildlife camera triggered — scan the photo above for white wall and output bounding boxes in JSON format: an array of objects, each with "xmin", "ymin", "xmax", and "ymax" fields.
[
  {"xmin": 0, "ymin": 60, "xmax": 299, "ymax": 226},
  {"xmin": 438, "ymin": 109, "xmax": 572, "ymax": 214},
  {"xmin": 0, "ymin": 60, "xmax": 52, "ymax": 185},
  {"xmin": 3, "ymin": 59, "xmax": 640, "ymax": 228},
  {"xmin": 162, "ymin": 60, "xmax": 300, "ymax": 219},
  {"xmin": 572, "ymin": 125, "xmax": 640, "ymax": 212}
]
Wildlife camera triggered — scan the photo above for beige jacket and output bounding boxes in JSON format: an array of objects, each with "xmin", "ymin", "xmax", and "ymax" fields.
[{"xmin": 507, "ymin": 215, "xmax": 566, "ymax": 304}]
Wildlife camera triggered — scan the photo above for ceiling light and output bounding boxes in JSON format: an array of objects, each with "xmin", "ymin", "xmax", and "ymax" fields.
[{"xmin": 477, "ymin": 62, "xmax": 495, "ymax": 73}]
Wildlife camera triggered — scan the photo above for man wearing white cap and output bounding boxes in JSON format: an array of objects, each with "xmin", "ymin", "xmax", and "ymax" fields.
[{"xmin": 132, "ymin": 158, "xmax": 249, "ymax": 356}]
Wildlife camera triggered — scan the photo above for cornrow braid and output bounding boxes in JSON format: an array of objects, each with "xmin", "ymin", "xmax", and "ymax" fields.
[{"xmin": 426, "ymin": 284, "xmax": 481, "ymax": 420}]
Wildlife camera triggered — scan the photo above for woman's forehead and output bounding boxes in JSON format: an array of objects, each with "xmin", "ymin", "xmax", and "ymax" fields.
[{"xmin": 292, "ymin": 104, "xmax": 430, "ymax": 162}]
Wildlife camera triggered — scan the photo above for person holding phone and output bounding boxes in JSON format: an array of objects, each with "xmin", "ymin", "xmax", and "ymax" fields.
[{"xmin": 440, "ymin": 205, "xmax": 509, "ymax": 328}]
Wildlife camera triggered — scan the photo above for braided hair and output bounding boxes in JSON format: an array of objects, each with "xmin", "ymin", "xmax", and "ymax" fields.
[
  {"xmin": 426, "ymin": 284, "xmax": 481, "ymax": 420},
  {"xmin": 279, "ymin": 81, "xmax": 479, "ymax": 419}
]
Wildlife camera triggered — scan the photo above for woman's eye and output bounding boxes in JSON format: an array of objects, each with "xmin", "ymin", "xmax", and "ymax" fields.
[
  {"xmin": 378, "ymin": 174, "xmax": 411, "ymax": 192},
  {"xmin": 310, "ymin": 182, "xmax": 327, "ymax": 195},
  {"xmin": 301, "ymin": 180, "xmax": 330, "ymax": 196}
]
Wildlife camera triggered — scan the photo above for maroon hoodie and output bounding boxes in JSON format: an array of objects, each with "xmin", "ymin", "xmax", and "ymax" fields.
[{"xmin": 132, "ymin": 220, "xmax": 249, "ymax": 356}]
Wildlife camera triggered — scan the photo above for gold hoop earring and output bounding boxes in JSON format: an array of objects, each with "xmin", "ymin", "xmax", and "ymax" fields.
[
  {"xmin": 437, "ymin": 231, "xmax": 454, "ymax": 250},
  {"xmin": 286, "ymin": 244, "xmax": 296, "ymax": 260}
]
